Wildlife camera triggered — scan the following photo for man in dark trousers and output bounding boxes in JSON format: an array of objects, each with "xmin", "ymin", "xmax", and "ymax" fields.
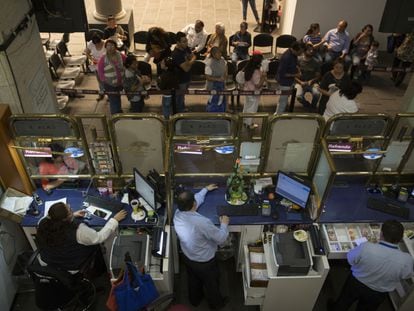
[
  {"xmin": 329, "ymin": 220, "xmax": 413, "ymax": 311},
  {"xmin": 275, "ymin": 41, "xmax": 305, "ymax": 114},
  {"xmin": 171, "ymin": 32, "xmax": 196, "ymax": 113},
  {"xmin": 174, "ymin": 184, "xmax": 230, "ymax": 309}
]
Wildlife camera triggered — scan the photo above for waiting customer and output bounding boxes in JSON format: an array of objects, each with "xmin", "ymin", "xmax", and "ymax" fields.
[
  {"xmin": 181, "ymin": 20, "xmax": 208, "ymax": 59},
  {"xmin": 328, "ymin": 220, "xmax": 414, "ymax": 311},
  {"xmin": 205, "ymin": 47, "xmax": 228, "ymax": 112},
  {"xmin": 230, "ymin": 22, "xmax": 252, "ymax": 63},
  {"xmin": 172, "ymin": 32, "xmax": 196, "ymax": 113},
  {"xmin": 275, "ymin": 41, "xmax": 305, "ymax": 114},
  {"xmin": 123, "ymin": 55, "xmax": 151, "ymax": 113},
  {"xmin": 84, "ymin": 32, "xmax": 106, "ymax": 101},
  {"xmin": 323, "ymin": 81, "xmax": 362, "ymax": 121},
  {"xmin": 97, "ymin": 40, "xmax": 126, "ymax": 114}
]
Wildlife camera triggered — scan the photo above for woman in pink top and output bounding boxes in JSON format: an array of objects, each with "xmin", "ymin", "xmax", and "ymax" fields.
[{"xmin": 237, "ymin": 51, "xmax": 267, "ymax": 129}]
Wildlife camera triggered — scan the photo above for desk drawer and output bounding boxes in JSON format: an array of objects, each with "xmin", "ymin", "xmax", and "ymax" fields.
[{"xmin": 242, "ymin": 245, "xmax": 266, "ymax": 305}]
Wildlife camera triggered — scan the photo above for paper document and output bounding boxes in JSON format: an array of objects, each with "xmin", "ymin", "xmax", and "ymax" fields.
[
  {"xmin": 2, "ymin": 196, "xmax": 33, "ymax": 215},
  {"xmin": 251, "ymin": 268, "xmax": 268, "ymax": 281},
  {"xmin": 250, "ymin": 252, "xmax": 266, "ymax": 264},
  {"xmin": 44, "ymin": 198, "xmax": 67, "ymax": 217}
]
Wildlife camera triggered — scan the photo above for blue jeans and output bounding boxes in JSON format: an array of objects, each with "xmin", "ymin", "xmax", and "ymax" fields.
[
  {"xmin": 295, "ymin": 83, "xmax": 320, "ymax": 107},
  {"xmin": 242, "ymin": 0, "xmax": 260, "ymax": 21},
  {"xmin": 176, "ymin": 82, "xmax": 189, "ymax": 113},
  {"xmin": 104, "ymin": 84, "xmax": 123, "ymax": 114},
  {"xmin": 276, "ymin": 85, "xmax": 292, "ymax": 114},
  {"xmin": 162, "ymin": 95, "xmax": 172, "ymax": 119}
]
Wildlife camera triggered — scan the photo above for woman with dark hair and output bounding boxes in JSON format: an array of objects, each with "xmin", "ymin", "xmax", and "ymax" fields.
[
  {"xmin": 323, "ymin": 81, "xmax": 363, "ymax": 120},
  {"xmin": 124, "ymin": 54, "xmax": 151, "ymax": 112},
  {"xmin": 97, "ymin": 39, "xmax": 126, "ymax": 114},
  {"xmin": 85, "ymin": 33, "xmax": 106, "ymax": 100},
  {"xmin": 350, "ymin": 24, "xmax": 374, "ymax": 79},
  {"xmin": 303, "ymin": 23, "xmax": 325, "ymax": 62},
  {"xmin": 144, "ymin": 27, "xmax": 171, "ymax": 74},
  {"xmin": 317, "ymin": 58, "xmax": 351, "ymax": 115},
  {"xmin": 37, "ymin": 202, "xmax": 127, "ymax": 271},
  {"xmin": 237, "ymin": 51, "xmax": 267, "ymax": 128}
]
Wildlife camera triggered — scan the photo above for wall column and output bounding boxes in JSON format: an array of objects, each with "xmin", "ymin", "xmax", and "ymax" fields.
[{"xmin": 93, "ymin": 0, "xmax": 126, "ymax": 21}]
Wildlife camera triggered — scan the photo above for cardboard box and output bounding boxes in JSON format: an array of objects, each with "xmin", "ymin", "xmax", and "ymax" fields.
[{"xmin": 0, "ymin": 188, "xmax": 31, "ymax": 223}]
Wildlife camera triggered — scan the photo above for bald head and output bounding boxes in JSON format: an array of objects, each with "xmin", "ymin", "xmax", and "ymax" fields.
[{"xmin": 337, "ymin": 20, "xmax": 348, "ymax": 33}]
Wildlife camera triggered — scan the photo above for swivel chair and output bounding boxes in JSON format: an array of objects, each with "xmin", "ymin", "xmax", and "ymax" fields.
[{"xmin": 27, "ymin": 251, "xmax": 96, "ymax": 311}]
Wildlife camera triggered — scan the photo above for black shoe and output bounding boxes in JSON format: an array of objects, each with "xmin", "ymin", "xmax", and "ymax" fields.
[
  {"xmin": 210, "ymin": 297, "xmax": 229, "ymax": 310},
  {"xmin": 96, "ymin": 94, "xmax": 104, "ymax": 101},
  {"xmin": 327, "ymin": 298, "xmax": 335, "ymax": 311}
]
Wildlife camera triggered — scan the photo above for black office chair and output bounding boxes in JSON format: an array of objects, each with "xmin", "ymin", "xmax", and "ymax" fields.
[
  {"xmin": 228, "ymin": 34, "xmax": 236, "ymax": 56},
  {"xmin": 253, "ymin": 33, "xmax": 274, "ymax": 59},
  {"xmin": 27, "ymin": 251, "xmax": 96, "ymax": 310},
  {"xmin": 133, "ymin": 31, "xmax": 149, "ymax": 57},
  {"xmin": 167, "ymin": 32, "xmax": 177, "ymax": 45},
  {"xmin": 137, "ymin": 61, "xmax": 153, "ymax": 79},
  {"xmin": 275, "ymin": 34, "xmax": 297, "ymax": 58},
  {"xmin": 189, "ymin": 60, "xmax": 206, "ymax": 90},
  {"xmin": 266, "ymin": 59, "xmax": 280, "ymax": 89},
  {"xmin": 85, "ymin": 28, "xmax": 105, "ymax": 42}
]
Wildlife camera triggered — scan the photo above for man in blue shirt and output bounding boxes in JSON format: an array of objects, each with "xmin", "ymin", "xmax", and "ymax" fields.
[
  {"xmin": 275, "ymin": 41, "xmax": 305, "ymax": 114},
  {"xmin": 174, "ymin": 184, "xmax": 230, "ymax": 309},
  {"xmin": 323, "ymin": 20, "xmax": 351, "ymax": 63},
  {"xmin": 329, "ymin": 220, "xmax": 414, "ymax": 311}
]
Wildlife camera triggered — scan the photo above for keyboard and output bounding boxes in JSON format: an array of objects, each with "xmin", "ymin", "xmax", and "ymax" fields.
[
  {"xmin": 84, "ymin": 195, "xmax": 124, "ymax": 213},
  {"xmin": 367, "ymin": 197, "xmax": 410, "ymax": 219},
  {"xmin": 217, "ymin": 204, "xmax": 259, "ymax": 216}
]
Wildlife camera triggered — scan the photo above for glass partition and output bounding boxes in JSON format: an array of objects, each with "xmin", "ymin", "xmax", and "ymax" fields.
[
  {"xmin": 323, "ymin": 114, "xmax": 392, "ymax": 174},
  {"xmin": 9, "ymin": 115, "xmax": 92, "ymax": 187},
  {"xmin": 312, "ymin": 141, "xmax": 335, "ymax": 213},
  {"xmin": 110, "ymin": 115, "xmax": 165, "ymax": 176},
  {"xmin": 171, "ymin": 114, "xmax": 238, "ymax": 176},
  {"xmin": 264, "ymin": 115, "xmax": 324, "ymax": 175}
]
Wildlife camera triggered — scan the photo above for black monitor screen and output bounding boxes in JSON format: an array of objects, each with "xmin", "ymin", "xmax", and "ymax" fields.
[
  {"xmin": 275, "ymin": 171, "xmax": 311, "ymax": 209},
  {"xmin": 134, "ymin": 168, "xmax": 156, "ymax": 210}
]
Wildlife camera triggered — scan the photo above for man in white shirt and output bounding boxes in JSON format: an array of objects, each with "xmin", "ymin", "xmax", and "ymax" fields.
[
  {"xmin": 329, "ymin": 220, "xmax": 414, "ymax": 311},
  {"xmin": 181, "ymin": 20, "xmax": 208, "ymax": 58}
]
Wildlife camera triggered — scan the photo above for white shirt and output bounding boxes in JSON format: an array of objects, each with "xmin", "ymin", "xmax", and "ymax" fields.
[
  {"xmin": 76, "ymin": 218, "xmax": 119, "ymax": 245},
  {"xmin": 348, "ymin": 241, "xmax": 414, "ymax": 292},
  {"xmin": 324, "ymin": 90, "xmax": 358, "ymax": 120},
  {"xmin": 174, "ymin": 188, "xmax": 229, "ymax": 262},
  {"xmin": 181, "ymin": 24, "xmax": 208, "ymax": 53},
  {"xmin": 85, "ymin": 41, "xmax": 106, "ymax": 72}
]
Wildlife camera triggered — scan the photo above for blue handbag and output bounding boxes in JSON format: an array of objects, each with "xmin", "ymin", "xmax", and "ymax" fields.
[{"xmin": 114, "ymin": 262, "xmax": 159, "ymax": 311}]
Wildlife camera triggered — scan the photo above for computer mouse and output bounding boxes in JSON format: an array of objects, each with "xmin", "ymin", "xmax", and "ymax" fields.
[{"xmin": 271, "ymin": 211, "xmax": 279, "ymax": 220}]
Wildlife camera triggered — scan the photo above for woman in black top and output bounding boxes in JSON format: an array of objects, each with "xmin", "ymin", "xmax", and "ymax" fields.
[{"xmin": 317, "ymin": 58, "xmax": 351, "ymax": 115}]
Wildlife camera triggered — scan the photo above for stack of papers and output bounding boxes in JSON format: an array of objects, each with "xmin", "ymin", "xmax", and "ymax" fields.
[{"xmin": 2, "ymin": 197, "xmax": 33, "ymax": 216}]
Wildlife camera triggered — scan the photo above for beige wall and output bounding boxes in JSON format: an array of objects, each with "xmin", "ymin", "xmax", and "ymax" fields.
[
  {"xmin": 281, "ymin": 0, "xmax": 388, "ymax": 48},
  {"xmin": 0, "ymin": 0, "xmax": 57, "ymax": 113}
]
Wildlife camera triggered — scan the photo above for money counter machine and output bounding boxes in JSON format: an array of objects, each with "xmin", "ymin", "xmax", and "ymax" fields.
[{"xmin": 1, "ymin": 106, "xmax": 414, "ymax": 310}]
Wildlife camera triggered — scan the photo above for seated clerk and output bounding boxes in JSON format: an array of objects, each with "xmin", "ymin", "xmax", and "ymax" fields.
[
  {"xmin": 38, "ymin": 143, "xmax": 85, "ymax": 192},
  {"xmin": 37, "ymin": 202, "xmax": 127, "ymax": 271}
]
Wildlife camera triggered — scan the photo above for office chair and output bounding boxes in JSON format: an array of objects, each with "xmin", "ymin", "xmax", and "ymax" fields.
[
  {"xmin": 27, "ymin": 251, "xmax": 96, "ymax": 310},
  {"xmin": 189, "ymin": 60, "xmax": 206, "ymax": 90},
  {"xmin": 133, "ymin": 30, "xmax": 149, "ymax": 57},
  {"xmin": 275, "ymin": 34, "xmax": 297, "ymax": 58},
  {"xmin": 253, "ymin": 33, "xmax": 274, "ymax": 59}
]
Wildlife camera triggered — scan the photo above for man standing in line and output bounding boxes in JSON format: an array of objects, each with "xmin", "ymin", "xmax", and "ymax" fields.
[
  {"xmin": 329, "ymin": 220, "xmax": 414, "ymax": 311},
  {"xmin": 275, "ymin": 41, "xmax": 304, "ymax": 114},
  {"xmin": 172, "ymin": 32, "xmax": 197, "ymax": 113},
  {"xmin": 174, "ymin": 184, "xmax": 230, "ymax": 309},
  {"xmin": 181, "ymin": 20, "xmax": 208, "ymax": 59}
]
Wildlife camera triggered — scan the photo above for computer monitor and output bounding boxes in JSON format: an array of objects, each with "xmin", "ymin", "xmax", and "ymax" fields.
[
  {"xmin": 134, "ymin": 168, "xmax": 156, "ymax": 210},
  {"xmin": 275, "ymin": 171, "xmax": 312, "ymax": 209}
]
